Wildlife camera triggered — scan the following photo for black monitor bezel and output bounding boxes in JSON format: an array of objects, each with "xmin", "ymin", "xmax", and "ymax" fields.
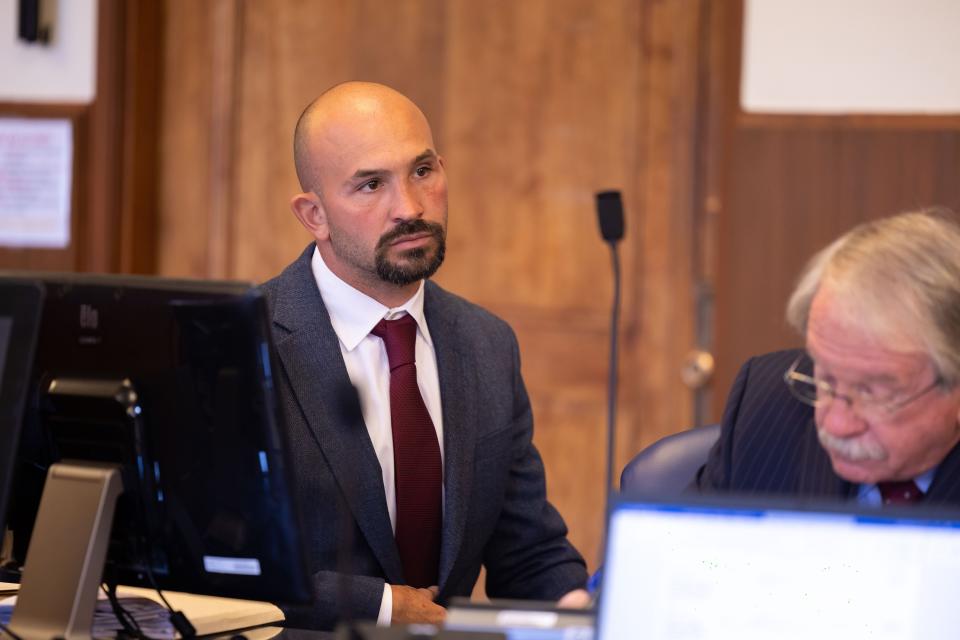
[
  {"xmin": 4, "ymin": 272, "xmax": 313, "ymax": 605},
  {"xmin": 0, "ymin": 278, "xmax": 44, "ymax": 539}
]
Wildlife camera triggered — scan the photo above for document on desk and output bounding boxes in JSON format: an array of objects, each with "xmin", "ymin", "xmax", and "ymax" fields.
[
  {"xmin": 0, "ymin": 586, "xmax": 284, "ymax": 638},
  {"xmin": 123, "ymin": 587, "xmax": 284, "ymax": 636},
  {"xmin": 0, "ymin": 593, "xmax": 175, "ymax": 638},
  {"xmin": 95, "ymin": 597, "xmax": 176, "ymax": 639}
]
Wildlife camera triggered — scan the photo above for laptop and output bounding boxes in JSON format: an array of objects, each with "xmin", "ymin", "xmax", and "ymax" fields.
[
  {"xmin": 446, "ymin": 597, "xmax": 594, "ymax": 640},
  {"xmin": 597, "ymin": 494, "xmax": 960, "ymax": 640}
]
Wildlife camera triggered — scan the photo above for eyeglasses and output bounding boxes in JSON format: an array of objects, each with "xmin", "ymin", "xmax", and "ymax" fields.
[{"xmin": 783, "ymin": 354, "xmax": 945, "ymax": 420}]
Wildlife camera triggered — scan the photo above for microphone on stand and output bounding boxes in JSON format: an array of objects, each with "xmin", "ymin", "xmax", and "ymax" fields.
[
  {"xmin": 595, "ymin": 191, "xmax": 624, "ymax": 513},
  {"xmin": 596, "ymin": 191, "xmax": 625, "ymax": 244}
]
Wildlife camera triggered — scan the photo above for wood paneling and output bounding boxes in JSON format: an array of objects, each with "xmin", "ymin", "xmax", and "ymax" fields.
[
  {"xmin": 158, "ymin": 0, "xmax": 709, "ymax": 570},
  {"xmin": 80, "ymin": 0, "xmax": 125, "ymax": 273},
  {"xmin": 715, "ymin": 127, "xmax": 960, "ymax": 398},
  {"xmin": 117, "ymin": 0, "xmax": 163, "ymax": 274},
  {"xmin": 157, "ymin": 0, "xmax": 225, "ymax": 278},
  {"xmin": 0, "ymin": 0, "xmax": 159, "ymax": 275},
  {"xmin": 710, "ymin": 0, "xmax": 960, "ymax": 416}
]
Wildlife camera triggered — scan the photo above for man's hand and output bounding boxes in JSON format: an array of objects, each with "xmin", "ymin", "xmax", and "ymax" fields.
[
  {"xmin": 390, "ymin": 585, "xmax": 447, "ymax": 625},
  {"xmin": 557, "ymin": 588, "xmax": 591, "ymax": 608}
]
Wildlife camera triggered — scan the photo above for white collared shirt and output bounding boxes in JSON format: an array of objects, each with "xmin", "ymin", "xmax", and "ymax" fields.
[{"xmin": 310, "ymin": 246, "xmax": 445, "ymax": 624}]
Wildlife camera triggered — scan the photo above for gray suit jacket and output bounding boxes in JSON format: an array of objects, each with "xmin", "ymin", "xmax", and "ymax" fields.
[{"xmin": 261, "ymin": 245, "xmax": 587, "ymax": 629}]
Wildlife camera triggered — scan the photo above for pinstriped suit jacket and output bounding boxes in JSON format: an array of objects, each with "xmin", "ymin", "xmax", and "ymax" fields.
[
  {"xmin": 696, "ymin": 349, "xmax": 960, "ymax": 504},
  {"xmin": 260, "ymin": 244, "xmax": 587, "ymax": 630}
]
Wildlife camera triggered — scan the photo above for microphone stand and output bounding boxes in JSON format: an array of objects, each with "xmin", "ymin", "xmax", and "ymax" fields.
[
  {"xmin": 604, "ymin": 241, "xmax": 622, "ymax": 508},
  {"xmin": 595, "ymin": 191, "xmax": 625, "ymax": 529}
]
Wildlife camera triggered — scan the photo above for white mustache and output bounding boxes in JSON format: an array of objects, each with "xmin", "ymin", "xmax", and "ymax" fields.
[{"xmin": 817, "ymin": 427, "xmax": 888, "ymax": 462}]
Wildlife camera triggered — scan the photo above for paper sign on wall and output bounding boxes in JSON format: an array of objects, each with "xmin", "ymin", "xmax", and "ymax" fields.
[
  {"xmin": 0, "ymin": 118, "xmax": 72, "ymax": 248},
  {"xmin": 742, "ymin": 0, "xmax": 960, "ymax": 114}
]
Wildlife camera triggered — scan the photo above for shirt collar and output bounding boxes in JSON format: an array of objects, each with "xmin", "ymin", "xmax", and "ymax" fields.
[
  {"xmin": 915, "ymin": 466, "xmax": 936, "ymax": 494},
  {"xmin": 310, "ymin": 246, "xmax": 433, "ymax": 351},
  {"xmin": 857, "ymin": 466, "xmax": 938, "ymax": 503}
]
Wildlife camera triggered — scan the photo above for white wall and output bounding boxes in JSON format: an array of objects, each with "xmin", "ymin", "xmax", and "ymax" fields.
[
  {"xmin": 742, "ymin": 0, "xmax": 960, "ymax": 114},
  {"xmin": 0, "ymin": 0, "xmax": 97, "ymax": 104}
]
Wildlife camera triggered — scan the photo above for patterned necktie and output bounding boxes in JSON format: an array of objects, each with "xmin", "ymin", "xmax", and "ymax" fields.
[
  {"xmin": 371, "ymin": 314, "xmax": 442, "ymax": 587},
  {"xmin": 877, "ymin": 480, "xmax": 924, "ymax": 505}
]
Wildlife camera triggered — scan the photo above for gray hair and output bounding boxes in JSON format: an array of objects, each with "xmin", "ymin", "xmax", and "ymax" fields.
[{"xmin": 786, "ymin": 207, "xmax": 960, "ymax": 384}]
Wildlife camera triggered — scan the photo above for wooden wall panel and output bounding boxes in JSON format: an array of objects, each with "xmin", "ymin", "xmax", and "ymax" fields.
[
  {"xmin": 440, "ymin": 1, "xmax": 636, "ymax": 310},
  {"xmin": 158, "ymin": 0, "xmax": 707, "ymax": 571},
  {"xmin": 710, "ymin": 1, "xmax": 960, "ymax": 414},
  {"xmin": 623, "ymin": 0, "xmax": 702, "ymax": 456},
  {"xmin": 157, "ymin": 0, "xmax": 219, "ymax": 277},
  {"xmin": 0, "ymin": 0, "xmax": 159, "ymax": 275},
  {"xmin": 715, "ymin": 127, "xmax": 960, "ymax": 401}
]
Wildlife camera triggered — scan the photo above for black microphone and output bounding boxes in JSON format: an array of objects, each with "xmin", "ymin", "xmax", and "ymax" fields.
[
  {"xmin": 596, "ymin": 191, "xmax": 625, "ymax": 243},
  {"xmin": 595, "ymin": 191, "xmax": 624, "ymax": 515}
]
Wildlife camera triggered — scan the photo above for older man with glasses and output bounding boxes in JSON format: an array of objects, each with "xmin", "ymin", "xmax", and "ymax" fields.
[{"xmin": 696, "ymin": 207, "xmax": 960, "ymax": 506}]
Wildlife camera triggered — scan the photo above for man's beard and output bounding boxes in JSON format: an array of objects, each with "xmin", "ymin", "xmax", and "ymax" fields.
[{"xmin": 375, "ymin": 219, "xmax": 446, "ymax": 286}]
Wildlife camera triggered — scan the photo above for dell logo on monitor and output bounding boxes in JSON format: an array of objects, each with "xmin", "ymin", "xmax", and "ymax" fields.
[{"xmin": 79, "ymin": 304, "xmax": 99, "ymax": 330}]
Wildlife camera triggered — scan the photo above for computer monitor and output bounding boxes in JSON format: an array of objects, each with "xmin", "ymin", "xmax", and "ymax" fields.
[
  {"xmin": 0, "ymin": 279, "xmax": 44, "ymax": 541},
  {"xmin": 1, "ymin": 273, "xmax": 312, "ymax": 639}
]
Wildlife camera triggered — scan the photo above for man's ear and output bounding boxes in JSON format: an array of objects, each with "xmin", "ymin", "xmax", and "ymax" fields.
[{"xmin": 290, "ymin": 191, "xmax": 329, "ymax": 242}]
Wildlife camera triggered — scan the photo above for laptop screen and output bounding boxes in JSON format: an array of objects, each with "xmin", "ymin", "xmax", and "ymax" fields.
[{"xmin": 597, "ymin": 496, "xmax": 960, "ymax": 640}]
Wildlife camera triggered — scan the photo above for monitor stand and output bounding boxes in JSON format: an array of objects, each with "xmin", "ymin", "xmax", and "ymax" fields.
[{"xmin": 9, "ymin": 461, "xmax": 122, "ymax": 640}]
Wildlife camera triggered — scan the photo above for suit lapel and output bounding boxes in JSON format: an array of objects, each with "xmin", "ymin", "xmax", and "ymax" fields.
[
  {"xmin": 271, "ymin": 247, "xmax": 403, "ymax": 583},
  {"xmin": 424, "ymin": 283, "xmax": 478, "ymax": 589},
  {"xmin": 794, "ymin": 418, "xmax": 857, "ymax": 499},
  {"xmin": 926, "ymin": 439, "xmax": 960, "ymax": 504}
]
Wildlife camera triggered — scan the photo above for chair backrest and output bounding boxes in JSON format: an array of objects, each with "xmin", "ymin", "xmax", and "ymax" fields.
[{"xmin": 619, "ymin": 423, "xmax": 721, "ymax": 494}]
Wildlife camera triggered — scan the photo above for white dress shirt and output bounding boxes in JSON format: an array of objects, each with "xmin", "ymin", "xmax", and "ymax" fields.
[{"xmin": 310, "ymin": 247, "xmax": 445, "ymax": 625}]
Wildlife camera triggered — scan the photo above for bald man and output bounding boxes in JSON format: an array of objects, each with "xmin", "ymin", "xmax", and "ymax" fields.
[{"xmin": 261, "ymin": 82, "xmax": 588, "ymax": 630}]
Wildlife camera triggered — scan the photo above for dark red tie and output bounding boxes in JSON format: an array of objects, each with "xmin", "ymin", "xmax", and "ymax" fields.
[
  {"xmin": 877, "ymin": 480, "xmax": 924, "ymax": 505},
  {"xmin": 371, "ymin": 314, "xmax": 442, "ymax": 587}
]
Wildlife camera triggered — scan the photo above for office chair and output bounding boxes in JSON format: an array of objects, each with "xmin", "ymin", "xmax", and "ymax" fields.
[{"xmin": 619, "ymin": 423, "xmax": 721, "ymax": 494}]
